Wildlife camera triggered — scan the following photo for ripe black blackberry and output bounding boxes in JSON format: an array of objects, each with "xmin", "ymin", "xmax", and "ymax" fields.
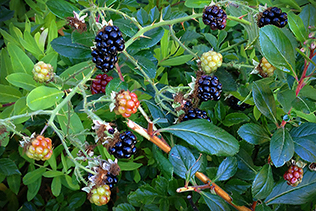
[
  {"xmin": 92, "ymin": 25, "xmax": 125, "ymax": 72},
  {"xmin": 105, "ymin": 172, "xmax": 118, "ymax": 189},
  {"xmin": 182, "ymin": 107, "xmax": 211, "ymax": 122},
  {"xmin": 258, "ymin": 7, "xmax": 288, "ymax": 28},
  {"xmin": 227, "ymin": 96, "xmax": 251, "ymax": 111},
  {"xmin": 197, "ymin": 75, "xmax": 222, "ymax": 102},
  {"xmin": 108, "ymin": 131, "xmax": 137, "ymax": 159},
  {"xmin": 202, "ymin": 5, "xmax": 227, "ymax": 30}
]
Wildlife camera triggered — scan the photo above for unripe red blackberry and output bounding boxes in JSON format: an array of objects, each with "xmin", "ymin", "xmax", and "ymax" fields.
[
  {"xmin": 26, "ymin": 135, "xmax": 53, "ymax": 161},
  {"xmin": 283, "ymin": 165, "xmax": 303, "ymax": 187},
  {"xmin": 227, "ymin": 96, "xmax": 251, "ymax": 111},
  {"xmin": 92, "ymin": 24, "xmax": 125, "ymax": 72},
  {"xmin": 32, "ymin": 61, "xmax": 54, "ymax": 83},
  {"xmin": 200, "ymin": 51, "xmax": 223, "ymax": 74},
  {"xmin": 258, "ymin": 7, "xmax": 288, "ymax": 28},
  {"xmin": 89, "ymin": 185, "xmax": 111, "ymax": 206},
  {"xmin": 114, "ymin": 90, "xmax": 140, "ymax": 118},
  {"xmin": 197, "ymin": 75, "xmax": 222, "ymax": 102},
  {"xmin": 108, "ymin": 130, "xmax": 137, "ymax": 159},
  {"xmin": 258, "ymin": 57, "xmax": 276, "ymax": 77},
  {"xmin": 91, "ymin": 73, "xmax": 113, "ymax": 94},
  {"xmin": 202, "ymin": 5, "xmax": 227, "ymax": 30}
]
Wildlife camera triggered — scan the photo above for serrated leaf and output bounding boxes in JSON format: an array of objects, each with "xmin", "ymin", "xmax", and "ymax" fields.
[
  {"xmin": 128, "ymin": 184, "xmax": 161, "ymax": 205},
  {"xmin": 0, "ymin": 84, "xmax": 22, "ymax": 103},
  {"xmin": 162, "ymin": 119, "xmax": 239, "ymax": 156},
  {"xmin": 46, "ymin": 0, "xmax": 79, "ymax": 18},
  {"xmin": 291, "ymin": 97, "xmax": 316, "ymax": 114},
  {"xmin": 51, "ymin": 36, "xmax": 91, "ymax": 59},
  {"xmin": 288, "ymin": 12, "xmax": 308, "ymax": 43},
  {"xmin": 71, "ymin": 30, "xmax": 94, "ymax": 47},
  {"xmin": 114, "ymin": 19, "xmax": 138, "ymax": 37},
  {"xmin": 201, "ymin": 192, "xmax": 231, "ymax": 211},
  {"xmin": 7, "ymin": 174, "xmax": 21, "ymax": 195},
  {"xmin": 222, "ymin": 113, "xmax": 250, "ymax": 127},
  {"xmin": 7, "ymin": 42, "xmax": 34, "ymax": 74},
  {"xmin": 130, "ymin": 27, "xmax": 164, "ymax": 50},
  {"xmin": 51, "ymin": 176, "xmax": 61, "ymax": 197},
  {"xmin": 0, "ymin": 158, "xmax": 21, "ymax": 176},
  {"xmin": 59, "ymin": 61, "xmax": 92, "ymax": 82},
  {"xmin": 300, "ymin": 4, "xmax": 316, "ymax": 29},
  {"xmin": 270, "ymin": 128, "xmax": 294, "ymax": 167},
  {"xmin": 237, "ymin": 123, "xmax": 270, "ymax": 145},
  {"xmin": 214, "ymin": 157, "xmax": 237, "ymax": 182},
  {"xmin": 259, "ymin": 25, "xmax": 295, "ymax": 73},
  {"xmin": 136, "ymin": 8, "xmax": 148, "ymax": 25},
  {"xmin": 252, "ymin": 164, "xmax": 274, "ymax": 199},
  {"xmin": 265, "ymin": 170, "xmax": 316, "ymax": 205},
  {"xmin": 133, "ymin": 55, "xmax": 157, "ymax": 79},
  {"xmin": 6, "ymin": 73, "xmax": 39, "ymax": 91},
  {"xmin": 159, "ymin": 55, "xmax": 194, "ymax": 66},
  {"xmin": 252, "ymin": 80, "xmax": 277, "ymax": 123},
  {"xmin": 23, "ymin": 168, "xmax": 46, "ymax": 185},
  {"xmin": 26, "ymin": 86, "xmax": 64, "ymax": 110}
]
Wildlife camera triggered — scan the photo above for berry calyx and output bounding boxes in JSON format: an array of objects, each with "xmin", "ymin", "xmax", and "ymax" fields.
[
  {"xmin": 114, "ymin": 90, "xmax": 140, "ymax": 118},
  {"xmin": 200, "ymin": 51, "xmax": 223, "ymax": 74},
  {"xmin": 32, "ymin": 61, "xmax": 54, "ymax": 83},
  {"xmin": 226, "ymin": 96, "xmax": 251, "ymax": 111},
  {"xmin": 202, "ymin": 5, "xmax": 227, "ymax": 30},
  {"xmin": 257, "ymin": 7, "xmax": 288, "ymax": 28},
  {"xmin": 89, "ymin": 185, "xmax": 111, "ymax": 206},
  {"xmin": 26, "ymin": 135, "xmax": 53, "ymax": 161},
  {"xmin": 91, "ymin": 73, "xmax": 113, "ymax": 94},
  {"xmin": 197, "ymin": 75, "xmax": 222, "ymax": 102},
  {"xmin": 108, "ymin": 130, "xmax": 137, "ymax": 159},
  {"xmin": 283, "ymin": 165, "xmax": 303, "ymax": 187},
  {"xmin": 258, "ymin": 57, "xmax": 276, "ymax": 78}
]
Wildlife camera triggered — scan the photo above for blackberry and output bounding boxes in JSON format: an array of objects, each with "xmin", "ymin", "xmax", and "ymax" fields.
[
  {"xmin": 258, "ymin": 57, "xmax": 276, "ymax": 78},
  {"xmin": 227, "ymin": 96, "xmax": 251, "ymax": 111},
  {"xmin": 202, "ymin": 5, "xmax": 227, "ymax": 30},
  {"xmin": 91, "ymin": 73, "xmax": 113, "ymax": 94},
  {"xmin": 197, "ymin": 75, "xmax": 222, "ymax": 102},
  {"xmin": 92, "ymin": 25, "xmax": 125, "ymax": 72},
  {"xmin": 258, "ymin": 7, "xmax": 287, "ymax": 28},
  {"xmin": 105, "ymin": 173, "xmax": 118, "ymax": 189},
  {"xmin": 182, "ymin": 107, "xmax": 211, "ymax": 122},
  {"xmin": 108, "ymin": 131, "xmax": 137, "ymax": 159},
  {"xmin": 283, "ymin": 165, "xmax": 303, "ymax": 187}
]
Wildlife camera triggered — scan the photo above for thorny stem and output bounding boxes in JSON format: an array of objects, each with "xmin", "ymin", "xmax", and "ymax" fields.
[{"xmin": 126, "ymin": 119, "xmax": 251, "ymax": 211}]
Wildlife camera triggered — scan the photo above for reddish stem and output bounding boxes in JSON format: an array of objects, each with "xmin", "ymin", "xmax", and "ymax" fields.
[
  {"xmin": 115, "ymin": 63, "xmax": 125, "ymax": 81},
  {"xmin": 251, "ymin": 201, "xmax": 257, "ymax": 211},
  {"xmin": 1, "ymin": 102, "xmax": 15, "ymax": 107}
]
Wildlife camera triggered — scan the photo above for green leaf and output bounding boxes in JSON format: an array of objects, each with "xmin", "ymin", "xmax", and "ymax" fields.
[
  {"xmin": 13, "ymin": 97, "xmax": 31, "ymax": 124},
  {"xmin": 0, "ymin": 84, "xmax": 22, "ymax": 103},
  {"xmin": 265, "ymin": 170, "xmax": 316, "ymax": 205},
  {"xmin": 149, "ymin": 7, "xmax": 159, "ymax": 23},
  {"xmin": 201, "ymin": 192, "xmax": 231, "ymax": 211},
  {"xmin": 159, "ymin": 55, "xmax": 194, "ymax": 66},
  {"xmin": 259, "ymin": 25, "xmax": 295, "ymax": 73},
  {"xmin": 27, "ymin": 177, "xmax": 42, "ymax": 201},
  {"xmin": 184, "ymin": 0, "xmax": 209, "ymax": 8},
  {"xmin": 20, "ymin": 30, "xmax": 43, "ymax": 59},
  {"xmin": 6, "ymin": 73, "xmax": 39, "ymax": 91},
  {"xmin": 204, "ymin": 33, "xmax": 218, "ymax": 51},
  {"xmin": 168, "ymin": 145, "xmax": 200, "ymax": 179},
  {"xmin": 68, "ymin": 192, "xmax": 86, "ymax": 209},
  {"xmin": 214, "ymin": 101, "xmax": 226, "ymax": 121},
  {"xmin": 41, "ymin": 52, "xmax": 58, "ymax": 71},
  {"xmin": 153, "ymin": 147, "xmax": 173, "ymax": 180},
  {"xmin": 133, "ymin": 55, "xmax": 157, "ymax": 79},
  {"xmin": 62, "ymin": 175, "xmax": 80, "ymax": 190},
  {"xmin": 290, "ymin": 123, "xmax": 316, "ymax": 162},
  {"xmin": 255, "ymin": 203, "xmax": 272, "ymax": 211},
  {"xmin": 71, "ymin": 31, "xmax": 94, "ymax": 47},
  {"xmin": 105, "ymin": 78, "xmax": 128, "ymax": 95},
  {"xmin": 216, "ymin": 69, "xmax": 237, "ymax": 92},
  {"xmin": 214, "ymin": 157, "xmax": 237, "ymax": 182},
  {"xmin": 136, "ymin": 8, "xmax": 148, "ymax": 25},
  {"xmin": 300, "ymin": 4, "xmax": 316, "ymax": 29},
  {"xmin": 277, "ymin": 88, "xmax": 296, "ymax": 113},
  {"xmin": 128, "ymin": 184, "xmax": 161, "ymax": 205},
  {"xmin": 222, "ymin": 113, "xmax": 250, "ymax": 127},
  {"xmin": 288, "ymin": 12, "xmax": 308, "ymax": 43},
  {"xmin": 114, "ymin": 19, "xmax": 138, "ymax": 37},
  {"xmin": 26, "ymin": 86, "xmax": 64, "ymax": 110},
  {"xmin": 59, "ymin": 61, "xmax": 92, "ymax": 82},
  {"xmin": 162, "ymin": 119, "xmax": 239, "ymax": 156},
  {"xmin": 252, "ymin": 80, "xmax": 277, "ymax": 123},
  {"xmin": 46, "ymin": 0, "xmax": 79, "ymax": 18},
  {"xmin": 270, "ymin": 128, "xmax": 294, "ymax": 168},
  {"xmin": 51, "ymin": 36, "xmax": 91, "ymax": 59},
  {"xmin": 292, "ymin": 97, "xmax": 316, "ymax": 114},
  {"xmin": 7, "ymin": 42, "xmax": 34, "ymax": 74},
  {"xmin": 300, "ymin": 85, "xmax": 316, "ymax": 101},
  {"xmin": 113, "ymin": 203, "xmax": 136, "ymax": 211},
  {"xmin": 0, "ymin": 158, "xmax": 21, "ymax": 176},
  {"xmin": 252, "ymin": 164, "xmax": 274, "ymax": 199},
  {"xmin": 237, "ymin": 123, "xmax": 271, "ymax": 145},
  {"xmin": 118, "ymin": 161, "xmax": 143, "ymax": 171},
  {"xmin": 130, "ymin": 27, "xmax": 164, "ymax": 50},
  {"xmin": 51, "ymin": 176, "xmax": 62, "ymax": 197},
  {"xmin": 7, "ymin": 174, "xmax": 21, "ymax": 195},
  {"xmin": 43, "ymin": 171, "xmax": 64, "ymax": 178},
  {"xmin": 0, "ymin": 49, "xmax": 13, "ymax": 85},
  {"xmin": 23, "ymin": 168, "xmax": 46, "ymax": 185}
]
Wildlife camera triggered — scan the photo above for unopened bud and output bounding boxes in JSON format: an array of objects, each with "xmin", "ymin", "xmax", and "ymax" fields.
[{"xmin": 308, "ymin": 32, "xmax": 315, "ymax": 39}]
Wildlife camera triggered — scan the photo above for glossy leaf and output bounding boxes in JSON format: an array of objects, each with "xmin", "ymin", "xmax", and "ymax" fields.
[
  {"xmin": 291, "ymin": 123, "xmax": 316, "ymax": 162},
  {"xmin": 106, "ymin": 78, "xmax": 128, "ymax": 95},
  {"xmin": 0, "ymin": 158, "xmax": 21, "ymax": 176},
  {"xmin": 59, "ymin": 61, "xmax": 92, "ymax": 82},
  {"xmin": 7, "ymin": 42, "xmax": 34, "ymax": 74},
  {"xmin": 214, "ymin": 101, "xmax": 226, "ymax": 121},
  {"xmin": 184, "ymin": 0, "xmax": 209, "ymax": 8},
  {"xmin": 7, "ymin": 174, "xmax": 21, "ymax": 195},
  {"xmin": 252, "ymin": 80, "xmax": 277, "ymax": 123},
  {"xmin": 13, "ymin": 97, "xmax": 31, "ymax": 124},
  {"xmin": 300, "ymin": 4, "xmax": 316, "ymax": 29},
  {"xmin": 27, "ymin": 177, "xmax": 41, "ymax": 201},
  {"xmin": 113, "ymin": 203, "xmax": 136, "ymax": 211},
  {"xmin": 201, "ymin": 192, "xmax": 231, "ymax": 211},
  {"xmin": 43, "ymin": 171, "xmax": 64, "ymax": 178},
  {"xmin": 252, "ymin": 164, "xmax": 274, "ymax": 199},
  {"xmin": 118, "ymin": 161, "xmax": 143, "ymax": 171},
  {"xmin": 6, "ymin": 73, "xmax": 39, "ymax": 91},
  {"xmin": 259, "ymin": 25, "xmax": 295, "ymax": 73},
  {"xmin": 46, "ymin": 0, "xmax": 79, "ymax": 18},
  {"xmin": 114, "ymin": 19, "xmax": 138, "ymax": 37},
  {"xmin": 153, "ymin": 147, "xmax": 173, "ymax": 180},
  {"xmin": 291, "ymin": 97, "xmax": 316, "ymax": 114},
  {"xmin": 214, "ymin": 157, "xmax": 237, "ymax": 182},
  {"xmin": 159, "ymin": 55, "xmax": 194, "ymax": 66},
  {"xmin": 162, "ymin": 119, "xmax": 239, "ymax": 156},
  {"xmin": 270, "ymin": 128, "xmax": 294, "ymax": 167},
  {"xmin": 0, "ymin": 49, "xmax": 13, "ymax": 85},
  {"xmin": 51, "ymin": 36, "xmax": 91, "ymax": 59},
  {"xmin": 130, "ymin": 27, "xmax": 164, "ymax": 50},
  {"xmin": 222, "ymin": 113, "xmax": 250, "ymax": 127},
  {"xmin": 237, "ymin": 123, "xmax": 270, "ymax": 145},
  {"xmin": 133, "ymin": 55, "xmax": 157, "ymax": 79},
  {"xmin": 288, "ymin": 12, "xmax": 307, "ymax": 43},
  {"xmin": 23, "ymin": 168, "xmax": 46, "ymax": 185},
  {"xmin": 26, "ymin": 86, "xmax": 64, "ymax": 110},
  {"xmin": 71, "ymin": 31, "xmax": 94, "ymax": 47},
  {"xmin": 128, "ymin": 184, "xmax": 162, "ymax": 205},
  {"xmin": 51, "ymin": 176, "xmax": 62, "ymax": 197},
  {"xmin": 0, "ymin": 84, "xmax": 22, "ymax": 103},
  {"xmin": 68, "ymin": 192, "xmax": 86, "ymax": 209},
  {"xmin": 265, "ymin": 170, "xmax": 316, "ymax": 205}
]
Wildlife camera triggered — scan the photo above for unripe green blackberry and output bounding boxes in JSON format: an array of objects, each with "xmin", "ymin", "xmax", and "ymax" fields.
[
  {"xmin": 259, "ymin": 57, "xmax": 276, "ymax": 77},
  {"xmin": 200, "ymin": 50, "xmax": 223, "ymax": 73},
  {"xmin": 89, "ymin": 185, "xmax": 111, "ymax": 206},
  {"xmin": 32, "ymin": 61, "xmax": 54, "ymax": 83}
]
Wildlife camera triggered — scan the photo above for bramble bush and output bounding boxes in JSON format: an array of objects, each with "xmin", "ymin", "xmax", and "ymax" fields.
[{"xmin": 0, "ymin": 0, "xmax": 316, "ymax": 210}]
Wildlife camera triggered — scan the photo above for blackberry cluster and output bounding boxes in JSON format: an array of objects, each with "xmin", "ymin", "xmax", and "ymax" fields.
[
  {"xmin": 91, "ymin": 73, "xmax": 113, "ymax": 94},
  {"xmin": 92, "ymin": 25, "xmax": 125, "ymax": 72},
  {"xmin": 197, "ymin": 75, "xmax": 222, "ymax": 101},
  {"xmin": 202, "ymin": 5, "xmax": 227, "ymax": 30},
  {"xmin": 105, "ymin": 173, "xmax": 118, "ymax": 189},
  {"xmin": 258, "ymin": 7, "xmax": 288, "ymax": 28},
  {"xmin": 227, "ymin": 96, "xmax": 251, "ymax": 111},
  {"xmin": 109, "ymin": 131, "xmax": 137, "ymax": 159},
  {"xmin": 182, "ymin": 101, "xmax": 211, "ymax": 122}
]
